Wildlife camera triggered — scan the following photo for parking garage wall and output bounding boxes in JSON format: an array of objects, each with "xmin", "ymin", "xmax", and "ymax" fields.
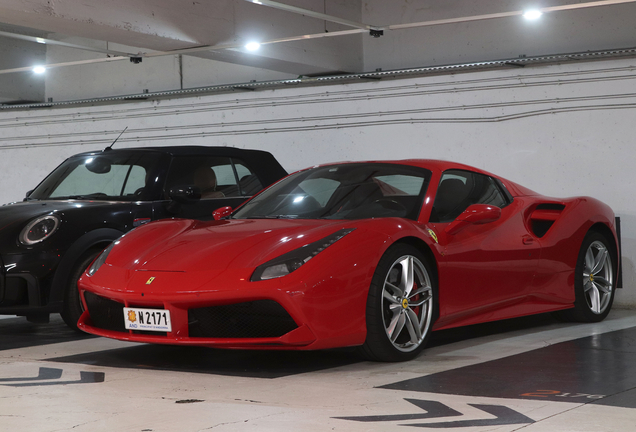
[{"xmin": 1, "ymin": 57, "xmax": 635, "ymax": 307}]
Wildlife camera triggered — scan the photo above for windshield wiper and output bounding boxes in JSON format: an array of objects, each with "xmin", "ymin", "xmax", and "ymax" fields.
[{"xmin": 48, "ymin": 193, "xmax": 110, "ymax": 200}]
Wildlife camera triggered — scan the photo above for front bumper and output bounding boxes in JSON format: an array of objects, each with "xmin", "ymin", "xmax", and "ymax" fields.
[
  {"xmin": 0, "ymin": 250, "xmax": 62, "ymax": 315},
  {"xmin": 77, "ymin": 290, "xmax": 318, "ymax": 349}
]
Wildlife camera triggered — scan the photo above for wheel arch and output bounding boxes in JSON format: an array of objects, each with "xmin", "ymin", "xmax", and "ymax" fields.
[
  {"xmin": 391, "ymin": 236, "xmax": 438, "ymax": 278},
  {"xmin": 49, "ymin": 228, "xmax": 124, "ymax": 304},
  {"xmin": 390, "ymin": 235, "xmax": 441, "ymax": 323},
  {"xmin": 588, "ymin": 222, "xmax": 619, "ymax": 261},
  {"xmin": 588, "ymin": 221, "xmax": 620, "ymax": 285}
]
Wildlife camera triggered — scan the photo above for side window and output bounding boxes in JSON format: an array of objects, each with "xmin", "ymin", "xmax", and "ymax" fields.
[
  {"xmin": 233, "ymin": 160, "xmax": 263, "ymax": 196},
  {"xmin": 166, "ymin": 156, "xmax": 234, "ymax": 199},
  {"xmin": 431, "ymin": 170, "xmax": 508, "ymax": 222}
]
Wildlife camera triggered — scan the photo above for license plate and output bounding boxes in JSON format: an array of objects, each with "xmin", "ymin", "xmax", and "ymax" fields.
[{"xmin": 123, "ymin": 307, "xmax": 172, "ymax": 332}]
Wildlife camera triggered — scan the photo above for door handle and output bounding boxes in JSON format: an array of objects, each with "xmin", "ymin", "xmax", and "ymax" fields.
[{"xmin": 522, "ymin": 235, "xmax": 534, "ymax": 245}]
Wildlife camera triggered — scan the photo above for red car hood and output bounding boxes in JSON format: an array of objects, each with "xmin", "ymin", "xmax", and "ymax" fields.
[{"xmin": 107, "ymin": 218, "xmax": 356, "ymax": 273}]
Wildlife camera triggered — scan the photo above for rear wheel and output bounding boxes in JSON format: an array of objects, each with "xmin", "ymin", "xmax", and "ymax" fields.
[
  {"xmin": 559, "ymin": 231, "xmax": 616, "ymax": 322},
  {"xmin": 361, "ymin": 244, "xmax": 437, "ymax": 362},
  {"xmin": 61, "ymin": 249, "xmax": 102, "ymax": 332}
]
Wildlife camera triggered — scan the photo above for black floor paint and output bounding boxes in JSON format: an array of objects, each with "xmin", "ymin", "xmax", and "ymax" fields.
[
  {"xmin": 40, "ymin": 314, "xmax": 563, "ymax": 379},
  {"xmin": 0, "ymin": 315, "xmax": 94, "ymax": 350},
  {"xmin": 5, "ymin": 309, "xmax": 636, "ymax": 404},
  {"xmin": 381, "ymin": 326, "xmax": 636, "ymax": 408},
  {"xmin": 48, "ymin": 344, "xmax": 361, "ymax": 378}
]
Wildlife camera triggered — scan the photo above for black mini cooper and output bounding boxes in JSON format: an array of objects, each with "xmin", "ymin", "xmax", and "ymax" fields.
[{"xmin": 0, "ymin": 146, "xmax": 287, "ymax": 330}]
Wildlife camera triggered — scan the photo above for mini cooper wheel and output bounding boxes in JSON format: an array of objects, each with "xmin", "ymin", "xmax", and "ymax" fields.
[
  {"xmin": 61, "ymin": 249, "xmax": 102, "ymax": 332},
  {"xmin": 361, "ymin": 244, "xmax": 437, "ymax": 362},
  {"xmin": 561, "ymin": 231, "xmax": 616, "ymax": 322}
]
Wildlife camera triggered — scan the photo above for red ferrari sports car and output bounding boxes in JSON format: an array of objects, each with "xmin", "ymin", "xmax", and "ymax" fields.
[{"xmin": 77, "ymin": 160, "xmax": 618, "ymax": 361}]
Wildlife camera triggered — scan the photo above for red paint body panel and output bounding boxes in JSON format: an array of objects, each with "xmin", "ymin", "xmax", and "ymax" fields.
[{"xmin": 77, "ymin": 159, "xmax": 618, "ymax": 351}]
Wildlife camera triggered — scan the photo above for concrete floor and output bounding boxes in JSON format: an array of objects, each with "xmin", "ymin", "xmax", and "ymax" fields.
[{"xmin": 1, "ymin": 309, "xmax": 636, "ymax": 431}]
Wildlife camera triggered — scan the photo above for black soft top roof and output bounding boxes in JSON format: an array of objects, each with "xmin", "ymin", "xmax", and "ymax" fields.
[
  {"xmin": 75, "ymin": 146, "xmax": 272, "ymax": 157},
  {"xmin": 72, "ymin": 146, "xmax": 288, "ymax": 186}
]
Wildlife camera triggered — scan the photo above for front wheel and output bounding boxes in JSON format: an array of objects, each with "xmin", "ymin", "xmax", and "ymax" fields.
[
  {"xmin": 361, "ymin": 244, "xmax": 437, "ymax": 362},
  {"xmin": 560, "ymin": 231, "xmax": 616, "ymax": 322},
  {"xmin": 61, "ymin": 250, "xmax": 102, "ymax": 332}
]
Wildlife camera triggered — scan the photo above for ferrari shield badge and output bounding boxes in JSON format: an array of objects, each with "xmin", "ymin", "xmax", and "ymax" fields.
[
  {"xmin": 427, "ymin": 228, "xmax": 438, "ymax": 244},
  {"xmin": 145, "ymin": 277, "xmax": 155, "ymax": 285}
]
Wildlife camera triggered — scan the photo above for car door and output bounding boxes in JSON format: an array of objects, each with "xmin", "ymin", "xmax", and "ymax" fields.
[{"xmin": 427, "ymin": 169, "xmax": 541, "ymax": 327}]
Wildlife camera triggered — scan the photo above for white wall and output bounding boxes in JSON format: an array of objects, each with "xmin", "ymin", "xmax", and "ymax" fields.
[
  {"xmin": 362, "ymin": 0, "xmax": 636, "ymax": 71},
  {"xmin": 0, "ymin": 33, "xmax": 46, "ymax": 103},
  {"xmin": 1, "ymin": 56, "xmax": 635, "ymax": 307}
]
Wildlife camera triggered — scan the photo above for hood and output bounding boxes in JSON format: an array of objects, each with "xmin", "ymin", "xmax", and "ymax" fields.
[
  {"xmin": 0, "ymin": 199, "xmax": 123, "ymax": 230},
  {"xmin": 107, "ymin": 218, "xmax": 357, "ymax": 273}
]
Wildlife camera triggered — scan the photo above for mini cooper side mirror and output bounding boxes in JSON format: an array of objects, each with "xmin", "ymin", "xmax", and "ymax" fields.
[
  {"xmin": 213, "ymin": 206, "xmax": 233, "ymax": 221},
  {"xmin": 85, "ymin": 156, "xmax": 112, "ymax": 174},
  {"xmin": 168, "ymin": 185, "xmax": 202, "ymax": 204},
  {"xmin": 445, "ymin": 204, "xmax": 502, "ymax": 235}
]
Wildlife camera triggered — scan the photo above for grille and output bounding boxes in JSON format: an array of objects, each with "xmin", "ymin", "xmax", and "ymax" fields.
[
  {"xmin": 188, "ymin": 300, "xmax": 298, "ymax": 338},
  {"xmin": 84, "ymin": 291, "xmax": 126, "ymax": 332}
]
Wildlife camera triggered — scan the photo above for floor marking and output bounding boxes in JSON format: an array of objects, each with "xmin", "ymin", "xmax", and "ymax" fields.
[
  {"xmin": 335, "ymin": 399, "xmax": 462, "ymax": 422},
  {"xmin": 0, "ymin": 367, "xmax": 63, "ymax": 382},
  {"xmin": 0, "ymin": 367, "xmax": 104, "ymax": 387},
  {"xmin": 335, "ymin": 399, "xmax": 534, "ymax": 428}
]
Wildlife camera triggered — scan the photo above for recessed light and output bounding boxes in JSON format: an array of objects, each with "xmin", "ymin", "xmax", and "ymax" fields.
[
  {"xmin": 245, "ymin": 42, "xmax": 261, "ymax": 51},
  {"xmin": 33, "ymin": 66, "xmax": 46, "ymax": 74},
  {"xmin": 523, "ymin": 9, "xmax": 543, "ymax": 20}
]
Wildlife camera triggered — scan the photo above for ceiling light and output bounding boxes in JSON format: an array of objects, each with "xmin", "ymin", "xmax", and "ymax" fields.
[
  {"xmin": 523, "ymin": 9, "xmax": 543, "ymax": 19},
  {"xmin": 32, "ymin": 66, "xmax": 46, "ymax": 74},
  {"xmin": 245, "ymin": 42, "xmax": 261, "ymax": 51}
]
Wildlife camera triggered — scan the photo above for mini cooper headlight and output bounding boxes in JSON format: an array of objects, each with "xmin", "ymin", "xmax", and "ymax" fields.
[
  {"xmin": 251, "ymin": 228, "xmax": 355, "ymax": 281},
  {"xmin": 87, "ymin": 241, "xmax": 117, "ymax": 276},
  {"xmin": 19, "ymin": 214, "xmax": 61, "ymax": 245}
]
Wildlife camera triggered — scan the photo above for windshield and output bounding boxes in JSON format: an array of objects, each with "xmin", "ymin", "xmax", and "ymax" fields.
[
  {"xmin": 29, "ymin": 152, "xmax": 162, "ymax": 201},
  {"xmin": 233, "ymin": 163, "xmax": 431, "ymax": 220}
]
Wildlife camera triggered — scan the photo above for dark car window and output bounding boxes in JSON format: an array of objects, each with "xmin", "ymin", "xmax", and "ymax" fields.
[
  {"xmin": 29, "ymin": 152, "xmax": 162, "ymax": 201},
  {"xmin": 430, "ymin": 169, "xmax": 509, "ymax": 223},
  {"xmin": 233, "ymin": 163, "xmax": 431, "ymax": 220},
  {"xmin": 165, "ymin": 157, "xmax": 262, "ymax": 199}
]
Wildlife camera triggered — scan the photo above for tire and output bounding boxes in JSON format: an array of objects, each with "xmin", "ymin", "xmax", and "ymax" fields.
[
  {"xmin": 559, "ymin": 231, "xmax": 617, "ymax": 323},
  {"xmin": 361, "ymin": 244, "xmax": 437, "ymax": 362},
  {"xmin": 61, "ymin": 249, "xmax": 102, "ymax": 332}
]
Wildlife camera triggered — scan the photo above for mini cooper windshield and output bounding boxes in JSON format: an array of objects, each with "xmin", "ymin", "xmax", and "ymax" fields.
[
  {"xmin": 233, "ymin": 163, "xmax": 431, "ymax": 220},
  {"xmin": 28, "ymin": 152, "xmax": 162, "ymax": 201}
]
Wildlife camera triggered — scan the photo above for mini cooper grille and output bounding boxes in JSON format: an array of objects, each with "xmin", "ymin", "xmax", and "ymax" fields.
[
  {"xmin": 84, "ymin": 291, "xmax": 126, "ymax": 332},
  {"xmin": 188, "ymin": 300, "xmax": 298, "ymax": 338}
]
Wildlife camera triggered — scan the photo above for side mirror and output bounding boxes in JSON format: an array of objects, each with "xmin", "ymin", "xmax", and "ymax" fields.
[
  {"xmin": 213, "ymin": 206, "xmax": 233, "ymax": 221},
  {"xmin": 168, "ymin": 185, "xmax": 201, "ymax": 204},
  {"xmin": 85, "ymin": 156, "xmax": 112, "ymax": 174},
  {"xmin": 445, "ymin": 204, "xmax": 501, "ymax": 235}
]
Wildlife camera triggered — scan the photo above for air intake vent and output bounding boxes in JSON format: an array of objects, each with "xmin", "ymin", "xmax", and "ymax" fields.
[
  {"xmin": 188, "ymin": 300, "xmax": 298, "ymax": 338},
  {"xmin": 84, "ymin": 291, "xmax": 126, "ymax": 332},
  {"xmin": 529, "ymin": 203, "xmax": 566, "ymax": 237}
]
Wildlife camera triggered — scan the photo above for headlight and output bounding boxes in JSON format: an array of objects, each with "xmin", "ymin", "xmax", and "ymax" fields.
[
  {"xmin": 87, "ymin": 241, "xmax": 117, "ymax": 276},
  {"xmin": 251, "ymin": 228, "xmax": 355, "ymax": 281},
  {"xmin": 19, "ymin": 214, "xmax": 61, "ymax": 245}
]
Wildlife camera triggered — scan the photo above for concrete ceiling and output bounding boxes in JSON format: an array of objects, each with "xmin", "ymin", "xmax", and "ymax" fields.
[{"xmin": 1, "ymin": 0, "xmax": 635, "ymax": 103}]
